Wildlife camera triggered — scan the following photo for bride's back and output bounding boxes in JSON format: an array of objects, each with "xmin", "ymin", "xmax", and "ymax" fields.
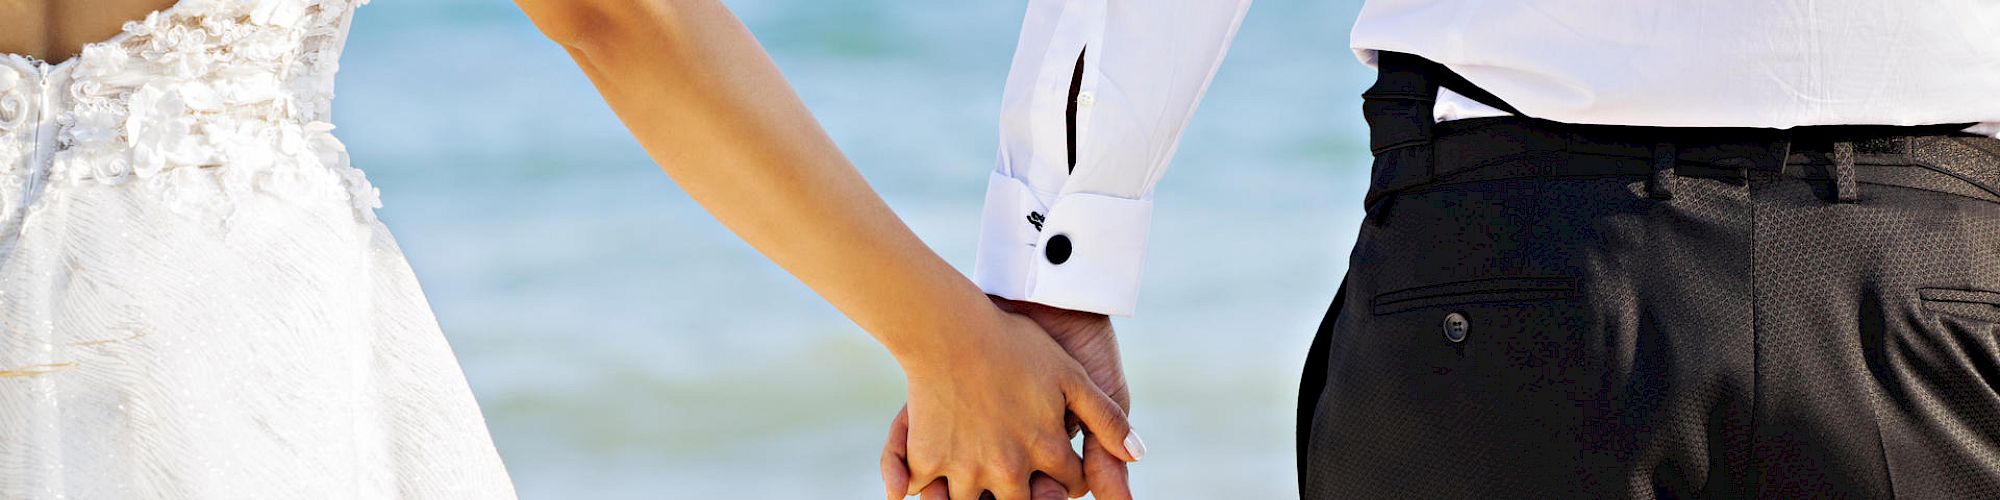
[{"xmin": 0, "ymin": 0, "xmax": 183, "ymax": 63}]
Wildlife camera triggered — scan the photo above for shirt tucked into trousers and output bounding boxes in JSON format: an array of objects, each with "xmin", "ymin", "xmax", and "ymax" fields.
[{"xmin": 1297, "ymin": 54, "xmax": 2000, "ymax": 498}]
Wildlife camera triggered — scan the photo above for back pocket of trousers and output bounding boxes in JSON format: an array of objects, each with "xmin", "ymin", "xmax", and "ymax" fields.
[
  {"xmin": 1371, "ymin": 276, "xmax": 1580, "ymax": 315},
  {"xmin": 1915, "ymin": 288, "xmax": 2000, "ymax": 397},
  {"xmin": 1921, "ymin": 288, "xmax": 2000, "ymax": 324}
]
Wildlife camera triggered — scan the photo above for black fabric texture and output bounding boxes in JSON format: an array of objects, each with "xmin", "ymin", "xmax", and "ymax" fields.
[
  {"xmin": 1298, "ymin": 274, "xmax": 1347, "ymax": 492},
  {"xmin": 1300, "ymin": 56, "xmax": 2000, "ymax": 499}
]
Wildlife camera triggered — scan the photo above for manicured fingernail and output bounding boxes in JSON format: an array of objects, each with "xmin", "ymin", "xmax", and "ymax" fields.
[{"xmin": 1124, "ymin": 429, "xmax": 1148, "ymax": 461}]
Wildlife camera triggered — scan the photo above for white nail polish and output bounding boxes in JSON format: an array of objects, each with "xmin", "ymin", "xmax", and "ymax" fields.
[{"xmin": 1124, "ymin": 429, "xmax": 1148, "ymax": 461}]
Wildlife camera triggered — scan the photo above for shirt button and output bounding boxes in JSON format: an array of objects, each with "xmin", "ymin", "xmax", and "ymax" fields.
[
  {"xmin": 1045, "ymin": 234, "xmax": 1073, "ymax": 265},
  {"xmin": 1076, "ymin": 92, "xmax": 1096, "ymax": 107},
  {"xmin": 1442, "ymin": 312, "xmax": 1469, "ymax": 343}
]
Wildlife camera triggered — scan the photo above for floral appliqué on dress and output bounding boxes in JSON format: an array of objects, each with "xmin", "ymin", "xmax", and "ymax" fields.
[{"xmin": 0, "ymin": 0, "xmax": 380, "ymax": 229}]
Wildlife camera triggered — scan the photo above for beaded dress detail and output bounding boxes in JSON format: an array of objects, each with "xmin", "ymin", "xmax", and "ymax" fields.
[{"xmin": 0, "ymin": 1, "xmax": 515, "ymax": 497}]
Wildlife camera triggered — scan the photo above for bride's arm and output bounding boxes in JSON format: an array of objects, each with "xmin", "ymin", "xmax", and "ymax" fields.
[
  {"xmin": 512, "ymin": 1, "xmax": 1138, "ymax": 498},
  {"xmin": 514, "ymin": 1, "xmax": 967, "ymax": 357}
]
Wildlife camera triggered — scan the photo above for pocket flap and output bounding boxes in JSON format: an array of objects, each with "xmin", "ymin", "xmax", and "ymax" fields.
[
  {"xmin": 1372, "ymin": 276, "xmax": 1579, "ymax": 315},
  {"xmin": 1920, "ymin": 288, "xmax": 2000, "ymax": 323}
]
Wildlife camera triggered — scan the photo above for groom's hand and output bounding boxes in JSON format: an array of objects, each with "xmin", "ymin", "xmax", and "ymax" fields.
[
  {"xmin": 990, "ymin": 297, "xmax": 1133, "ymax": 500},
  {"xmin": 879, "ymin": 298, "xmax": 1133, "ymax": 500}
]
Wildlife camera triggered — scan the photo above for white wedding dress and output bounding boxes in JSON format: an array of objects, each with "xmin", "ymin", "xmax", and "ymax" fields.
[{"xmin": 0, "ymin": 0, "xmax": 516, "ymax": 498}]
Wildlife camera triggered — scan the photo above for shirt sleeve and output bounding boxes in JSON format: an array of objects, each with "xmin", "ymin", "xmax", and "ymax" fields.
[{"xmin": 973, "ymin": 0, "xmax": 1252, "ymax": 317}]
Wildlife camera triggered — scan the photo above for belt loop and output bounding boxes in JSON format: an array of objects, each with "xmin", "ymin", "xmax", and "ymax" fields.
[
  {"xmin": 1647, "ymin": 141, "xmax": 1677, "ymax": 200},
  {"xmin": 1832, "ymin": 140, "xmax": 1860, "ymax": 203}
]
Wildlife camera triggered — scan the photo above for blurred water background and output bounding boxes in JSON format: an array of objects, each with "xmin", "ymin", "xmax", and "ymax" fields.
[{"xmin": 334, "ymin": 0, "xmax": 1373, "ymax": 497}]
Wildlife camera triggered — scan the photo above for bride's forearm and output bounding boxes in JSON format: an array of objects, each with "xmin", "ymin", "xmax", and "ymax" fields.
[{"xmin": 514, "ymin": 0, "xmax": 994, "ymax": 366}]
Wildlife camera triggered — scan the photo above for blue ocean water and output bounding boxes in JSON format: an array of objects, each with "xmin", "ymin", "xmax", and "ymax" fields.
[{"xmin": 334, "ymin": 1, "xmax": 1373, "ymax": 497}]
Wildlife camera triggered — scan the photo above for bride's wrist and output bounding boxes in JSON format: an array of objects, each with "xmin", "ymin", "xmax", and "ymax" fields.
[{"xmin": 883, "ymin": 301, "xmax": 1011, "ymax": 375}]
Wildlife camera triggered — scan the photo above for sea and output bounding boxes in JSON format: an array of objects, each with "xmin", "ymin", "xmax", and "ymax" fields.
[{"xmin": 334, "ymin": 0, "xmax": 1374, "ymax": 497}]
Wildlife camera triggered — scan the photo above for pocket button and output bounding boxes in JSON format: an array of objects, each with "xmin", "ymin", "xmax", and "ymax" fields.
[{"xmin": 1443, "ymin": 312, "xmax": 1469, "ymax": 343}]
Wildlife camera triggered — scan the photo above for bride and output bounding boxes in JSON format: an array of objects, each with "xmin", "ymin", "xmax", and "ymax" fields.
[{"xmin": 1, "ymin": 0, "xmax": 1129, "ymax": 498}]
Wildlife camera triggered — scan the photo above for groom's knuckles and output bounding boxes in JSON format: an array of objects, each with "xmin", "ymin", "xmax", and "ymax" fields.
[
  {"xmin": 879, "ymin": 451, "xmax": 909, "ymax": 497},
  {"xmin": 1046, "ymin": 463, "xmax": 1089, "ymax": 498},
  {"xmin": 1037, "ymin": 464, "xmax": 1085, "ymax": 494},
  {"xmin": 883, "ymin": 406, "xmax": 915, "ymax": 488},
  {"xmin": 906, "ymin": 465, "xmax": 945, "ymax": 496},
  {"xmin": 1083, "ymin": 448, "xmax": 1133, "ymax": 500},
  {"xmin": 888, "ymin": 407, "xmax": 911, "ymax": 442},
  {"xmin": 918, "ymin": 478, "xmax": 950, "ymax": 500},
  {"xmin": 1027, "ymin": 439, "xmax": 1084, "ymax": 492},
  {"xmin": 1028, "ymin": 474, "xmax": 1068, "ymax": 500}
]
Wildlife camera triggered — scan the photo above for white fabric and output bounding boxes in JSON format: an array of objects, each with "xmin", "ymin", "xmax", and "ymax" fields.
[
  {"xmin": 980, "ymin": 1, "xmax": 2000, "ymax": 317},
  {"xmin": 977, "ymin": 172, "xmax": 1153, "ymax": 315},
  {"xmin": 1438, "ymin": 89, "xmax": 2000, "ymax": 139},
  {"xmin": 0, "ymin": 1, "xmax": 515, "ymax": 498},
  {"xmin": 1352, "ymin": 0, "xmax": 2000, "ymax": 131},
  {"xmin": 973, "ymin": 0, "xmax": 1251, "ymax": 316},
  {"xmin": 1434, "ymin": 88, "xmax": 1514, "ymax": 123}
]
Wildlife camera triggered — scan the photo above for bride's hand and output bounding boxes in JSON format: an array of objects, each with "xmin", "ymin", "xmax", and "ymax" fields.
[
  {"xmin": 894, "ymin": 310, "xmax": 1137, "ymax": 500},
  {"xmin": 510, "ymin": 4, "xmax": 1135, "ymax": 496},
  {"xmin": 883, "ymin": 298, "xmax": 1138, "ymax": 500}
]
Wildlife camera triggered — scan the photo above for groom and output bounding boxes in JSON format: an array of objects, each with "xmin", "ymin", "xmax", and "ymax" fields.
[{"xmin": 890, "ymin": 0, "xmax": 2000, "ymax": 498}]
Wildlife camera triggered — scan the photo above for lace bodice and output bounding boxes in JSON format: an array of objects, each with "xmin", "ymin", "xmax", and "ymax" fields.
[
  {"xmin": 0, "ymin": 4, "xmax": 520, "ymax": 496},
  {"xmin": 0, "ymin": 0, "xmax": 378, "ymax": 228}
]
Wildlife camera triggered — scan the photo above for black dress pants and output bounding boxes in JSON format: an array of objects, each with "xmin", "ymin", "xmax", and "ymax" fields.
[{"xmin": 1298, "ymin": 58, "xmax": 2000, "ymax": 499}]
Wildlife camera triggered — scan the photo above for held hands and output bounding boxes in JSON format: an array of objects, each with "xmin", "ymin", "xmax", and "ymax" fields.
[
  {"xmin": 995, "ymin": 298, "xmax": 1137, "ymax": 500},
  {"xmin": 881, "ymin": 299, "xmax": 1138, "ymax": 499},
  {"xmin": 512, "ymin": 2, "xmax": 1140, "ymax": 496}
]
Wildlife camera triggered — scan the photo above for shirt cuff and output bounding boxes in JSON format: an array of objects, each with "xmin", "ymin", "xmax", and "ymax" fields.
[{"xmin": 972, "ymin": 171, "xmax": 1153, "ymax": 317}]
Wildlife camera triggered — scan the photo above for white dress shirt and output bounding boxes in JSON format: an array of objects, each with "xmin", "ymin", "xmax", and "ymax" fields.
[
  {"xmin": 977, "ymin": 0, "xmax": 2000, "ymax": 316},
  {"xmin": 1353, "ymin": 0, "xmax": 2000, "ymax": 133},
  {"xmin": 973, "ymin": 0, "xmax": 1252, "ymax": 316}
]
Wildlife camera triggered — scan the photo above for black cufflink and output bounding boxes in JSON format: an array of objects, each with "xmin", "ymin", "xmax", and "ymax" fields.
[{"xmin": 1045, "ymin": 234, "xmax": 1072, "ymax": 265}]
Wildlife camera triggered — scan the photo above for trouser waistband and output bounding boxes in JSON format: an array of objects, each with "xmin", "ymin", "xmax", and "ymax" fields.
[{"xmin": 1361, "ymin": 51, "xmax": 2000, "ymax": 210}]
